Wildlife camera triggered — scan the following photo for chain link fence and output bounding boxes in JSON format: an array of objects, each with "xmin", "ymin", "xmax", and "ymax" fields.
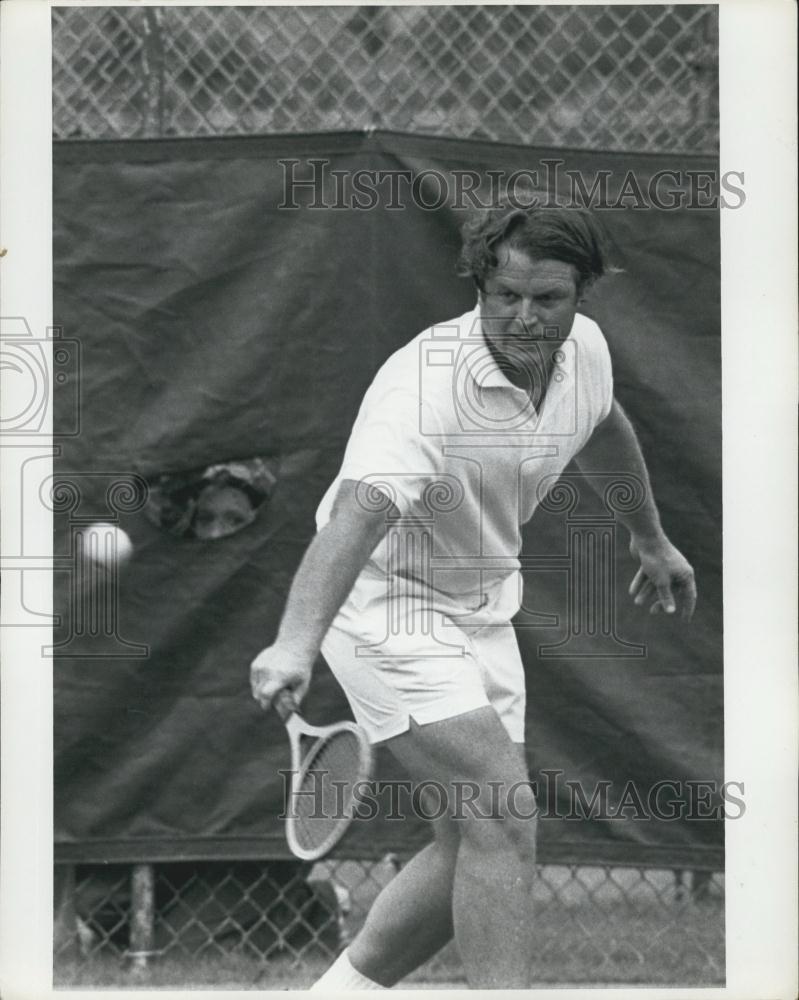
[
  {"xmin": 52, "ymin": 5, "xmax": 718, "ymax": 152},
  {"xmin": 54, "ymin": 857, "xmax": 724, "ymax": 987},
  {"xmin": 53, "ymin": 3, "xmax": 722, "ymax": 988}
]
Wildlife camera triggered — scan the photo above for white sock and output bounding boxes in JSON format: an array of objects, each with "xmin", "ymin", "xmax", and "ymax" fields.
[{"xmin": 309, "ymin": 948, "xmax": 385, "ymax": 991}]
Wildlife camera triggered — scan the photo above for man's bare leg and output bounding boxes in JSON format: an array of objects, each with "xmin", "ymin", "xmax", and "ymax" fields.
[
  {"xmin": 348, "ymin": 708, "xmax": 536, "ymax": 989},
  {"xmin": 452, "ymin": 795, "xmax": 537, "ymax": 988},
  {"xmin": 348, "ymin": 826, "xmax": 458, "ymax": 986}
]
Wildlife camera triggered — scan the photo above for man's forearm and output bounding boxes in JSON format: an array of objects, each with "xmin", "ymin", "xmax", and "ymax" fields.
[{"xmin": 575, "ymin": 399, "xmax": 665, "ymax": 542}]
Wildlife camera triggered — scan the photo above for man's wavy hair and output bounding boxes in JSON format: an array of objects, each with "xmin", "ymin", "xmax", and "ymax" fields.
[{"xmin": 457, "ymin": 200, "xmax": 618, "ymax": 296}]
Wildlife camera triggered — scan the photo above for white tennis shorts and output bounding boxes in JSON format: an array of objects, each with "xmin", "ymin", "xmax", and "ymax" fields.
[{"xmin": 321, "ymin": 572, "xmax": 526, "ymax": 745}]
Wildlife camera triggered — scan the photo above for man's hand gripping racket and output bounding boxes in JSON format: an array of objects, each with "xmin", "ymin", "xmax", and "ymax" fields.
[{"xmin": 251, "ymin": 645, "xmax": 373, "ymax": 861}]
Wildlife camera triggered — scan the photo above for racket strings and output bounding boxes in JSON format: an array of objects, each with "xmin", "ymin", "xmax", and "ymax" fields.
[{"xmin": 290, "ymin": 730, "xmax": 369, "ymax": 854}]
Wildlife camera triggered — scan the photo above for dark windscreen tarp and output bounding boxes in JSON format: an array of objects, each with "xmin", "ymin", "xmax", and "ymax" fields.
[{"xmin": 53, "ymin": 131, "xmax": 722, "ymax": 866}]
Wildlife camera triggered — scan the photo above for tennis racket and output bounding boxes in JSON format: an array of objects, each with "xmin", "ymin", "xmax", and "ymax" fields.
[{"xmin": 274, "ymin": 688, "xmax": 373, "ymax": 861}]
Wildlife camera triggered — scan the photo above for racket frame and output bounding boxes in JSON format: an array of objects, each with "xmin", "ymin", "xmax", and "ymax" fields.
[{"xmin": 274, "ymin": 689, "xmax": 373, "ymax": 861}]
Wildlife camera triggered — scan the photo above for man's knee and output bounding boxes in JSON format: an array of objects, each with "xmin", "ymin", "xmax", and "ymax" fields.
[
  {"xmin": 388, "ymin": 708, "xmax": 538, "ymax": 859},
  {"xmin": 457, "ymin": 781, "xmax": 538, "ymax": 863}
]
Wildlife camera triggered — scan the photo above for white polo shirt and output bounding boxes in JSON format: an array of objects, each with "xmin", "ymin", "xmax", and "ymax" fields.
[{"xmin": 317, "ymin": 305, "xmax": 613, "ymax": 623}]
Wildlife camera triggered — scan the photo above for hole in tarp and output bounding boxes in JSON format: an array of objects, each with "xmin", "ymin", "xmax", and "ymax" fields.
[{"xmin": 144, "ymin": 457, "xmax": 279, "ymax": 540}]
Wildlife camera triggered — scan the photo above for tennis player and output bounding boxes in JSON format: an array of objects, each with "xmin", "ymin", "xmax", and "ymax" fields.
[{"xmin": 251, "ymin": 202, "xmax": 697, "ymax": 989}]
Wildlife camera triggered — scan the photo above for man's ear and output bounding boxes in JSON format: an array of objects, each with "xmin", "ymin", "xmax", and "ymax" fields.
[{"xmin": 576, "ymin": 276, "xmax": 595, "ymax": 306}]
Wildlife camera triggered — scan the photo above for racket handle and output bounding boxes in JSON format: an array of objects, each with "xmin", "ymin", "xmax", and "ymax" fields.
[{"xmin": 273, "ymin": 687, "xmax": 298, "ymax": 723}]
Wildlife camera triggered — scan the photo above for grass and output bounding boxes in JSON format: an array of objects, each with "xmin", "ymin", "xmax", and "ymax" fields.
[{"xmin": 54, "ymin": 865, "xmax": 724, "ymax": 990}]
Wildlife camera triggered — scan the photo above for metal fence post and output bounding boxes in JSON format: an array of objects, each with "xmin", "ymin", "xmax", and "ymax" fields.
[
  {"xmin": 142, "ymin": 7, "xmax": 166, "ymax": 138},
  {"xmin": 128, "ymin": 862, "xmax": 156, "ymax": 975},
  {"xmin": 53, "ymin": 863, "xmax": 78, "ymax": 961}
]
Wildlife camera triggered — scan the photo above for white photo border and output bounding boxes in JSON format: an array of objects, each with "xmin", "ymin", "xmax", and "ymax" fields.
[{"xmin": 1, "ymin": 1, "xmax": 796, "ymax": 998}]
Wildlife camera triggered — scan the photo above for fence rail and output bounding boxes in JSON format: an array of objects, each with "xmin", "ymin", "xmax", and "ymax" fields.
[
  {"xmin": 52, "ymin": 5, "xmax": 718, "ymax": 153},
  {"xmin": 54, "ymin": 858, "xmax": 725, "ymax": 987}
]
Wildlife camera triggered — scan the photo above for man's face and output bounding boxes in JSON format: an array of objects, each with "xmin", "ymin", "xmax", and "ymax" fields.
[{"xmin": 478, "ymin": 244, "xmax": 581, "ymax": 377}]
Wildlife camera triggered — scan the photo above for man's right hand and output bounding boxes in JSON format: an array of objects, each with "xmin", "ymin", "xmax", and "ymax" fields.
[{"xmin": 250, "ymin": 644, "xmax": 313, "ymax": 711}]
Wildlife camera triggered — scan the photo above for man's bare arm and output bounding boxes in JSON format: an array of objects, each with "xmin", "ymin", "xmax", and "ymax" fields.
[
  {"xmin": 250, "ymin": 479, "xmax": 395, "ymax": 708},
  {"xmin": 575, "ymin": 398, "xmax": 697, "ymax": 619}
]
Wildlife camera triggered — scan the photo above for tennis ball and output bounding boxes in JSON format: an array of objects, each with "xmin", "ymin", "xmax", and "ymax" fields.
[{"xmin": 80, "ymin": 522, "xmax": 134, "ymax": 568}]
